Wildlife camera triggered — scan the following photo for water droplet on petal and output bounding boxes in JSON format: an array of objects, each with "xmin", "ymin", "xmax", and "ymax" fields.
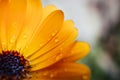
[
  {"xmin": 82, "ymin": 72, "xmax": 89, "ymax": 80},
  {"xmin": 9, "ymin": 37, "xmax": 16, "ymax": 45},
  {"xmin": 23, "ymin": 33, "xmax": 28, "ymax": 39},
  {"xmin": 39, "ymin": 44, "xmax": 42, "ymax": 47},
  {"xmin": 51, "ymin": 30, "xmax": 58, "ymax": 37},
  {"xmin": 82, "ymin": 75, "xmax": 88, "ymax": 80},
  {"xmin": 10, "ymin": 39, "xmax": 15, "ymax": 43},
  {"xmin": 60, "ymin": 48, "xmax": 63, "ymax": 51},
  {"xmin": 43, "ymin": 72, "xmax": 48, "ymax": 76},
  {"xmin": 64, "ymin": 68, "xmax": 68, "ymax": 72},
  {"xmin": 51, "ymin": 33, "xmax": 56, "ymax": 36},
  {"xmin": 55, "ymin": 39, "xmax": 59, "ymax": 43},
  {"xmin": 23, "ymin": 34, "xmax": 27, "ymax": 39},
  {"xmin": 50, "ymin": 73, "xmax": 54, "ymax": 78}
]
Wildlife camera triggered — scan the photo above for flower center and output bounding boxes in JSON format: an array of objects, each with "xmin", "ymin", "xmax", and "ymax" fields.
[{"xmin": 0, "ymin": 51, "xmax": 30, "ymax": 80}]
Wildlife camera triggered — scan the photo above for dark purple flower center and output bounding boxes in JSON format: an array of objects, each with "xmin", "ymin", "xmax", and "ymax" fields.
[{"xmin": 0, "ymin": 51, "xmax": 30, "ymax": 80}]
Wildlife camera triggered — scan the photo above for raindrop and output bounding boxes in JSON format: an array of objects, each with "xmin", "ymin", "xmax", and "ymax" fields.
[
  {"xmin": 23, "ymin": 34, "xmax": 27, "ymax": 39},
  {"xmin": 64, "ymin": 68, "xmax": 68, "ymax": 72},
  {"xmin": 10, "ymin": 36, "xmax": 15, "ymax": 43},
  {"xmin": 39, "ymin": 44, "xmax": 42, "ymax": 47},
  {"xmin": 51, "ymin": 30, "xmax": 58, "ymax": 36},
  {"xmin": 51, "ymin": 33, "xmax": 56, "ymax": 36},
  {"xmin": 43, "ymin": 72, "xmax": 48, "ymax": 76},
  {"xmin": 60, "ymin": 48, "xmax": 63, "ymax": 51},
  {"xmin": 49, "ymin": 73, "xmax": 54, "ymax": 78},
  {"xmin": 82, "ymin": 75, "xmax": 88, "ymax": 80},
  {"xmin": 10, "ymin": 38, "xmax": 15, "ymax": 43},
  {"xmin": 55, "ymin": 39, "xmax": 59, "ymax": 43}
]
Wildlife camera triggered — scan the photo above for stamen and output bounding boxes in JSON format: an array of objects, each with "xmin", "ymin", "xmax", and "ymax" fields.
[{"xmin": 0, "ymin": 51, "xmax": 30, "ymax": 80}]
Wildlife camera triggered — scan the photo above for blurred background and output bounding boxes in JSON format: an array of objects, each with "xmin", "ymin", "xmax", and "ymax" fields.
[{"xmin": 42, "ymin": 0, "xmax": 120, "ymax": 80}]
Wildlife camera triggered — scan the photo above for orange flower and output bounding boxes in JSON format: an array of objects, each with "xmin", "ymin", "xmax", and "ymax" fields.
[{"xmin": 0, "ymin": 0, "xmax": 90, "ymax": 80}]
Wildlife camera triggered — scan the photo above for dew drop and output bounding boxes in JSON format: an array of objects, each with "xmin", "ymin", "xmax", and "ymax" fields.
[
  {"xmin": 9, "ymin": 36, "xmax": 16, "ymax": 44},
  {"xmin": 60, "ymin": 48, "xmax": 63, "ymax": 51},
  {"xmin": 43, "ymin": 72, "xmax": 48, "ymax": 76},
  {"xmin": 82, "ymin": 75, "xmax": 88, "ymax": 80},
  {"xmin": 23, "ymin": 34, "xmax": 27, "ymax": 39},
  {"xmin": 51, "ymin": 33, "xmax": 56, "ymax": 36},
  {"xmin": 10, "ymin": 38, "xmax": 15, "ymax": 43},
  {"xmin": 39, "ymin": 44, "xmax": 42, "ymax": 47},
  {"xmin": 49, "ymin": 73, "xmax": 54, "ymax": 78},
  {"xmin": 51, "ymin": 30, "xmax": 58, "ymax": 37},
  {"xmin": 55, "ymin": 39, "xmax": 59, "ymax": 43},
  {"xmin": 82, "ymin": 72, "xmax": 89, "ymax": 80},
  {"xmin": 64, "ymin": 68, "xmax": 68, "ymax": 72}
]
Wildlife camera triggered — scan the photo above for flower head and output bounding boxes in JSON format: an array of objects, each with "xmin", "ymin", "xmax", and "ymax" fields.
[{"xmin": 0, "ymin": 0, "xmax": 90, "ymax": 80}]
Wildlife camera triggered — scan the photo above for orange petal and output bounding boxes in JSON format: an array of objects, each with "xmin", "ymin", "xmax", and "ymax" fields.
[
  {"xmin": 15, "ymin": 0, "xmax": 42, "ymax": 52},
  {"xmin": 0, "ymin": 0, "xmax": 42, "ymax": 51},
  {"xmin": 22, "ymin": 10, "xmax": 64, "ymax": 57},
  {"xmin": 29, "ymin": 20, "xmax": 78, "ymax": 71},
  {"xmin": 30, "ymin": 63, "xmax": 90, "ymax": 80},
  {"xmin": 0, "ymin": 0, "xmax": 10, "ymax": 51},
  {"xmin": 0, "ymin": 0, "xmax": 27, "ymax": 50},
  {"xmin": 6, "ymin": 0, "xmax": 27, "ymax": 50},
  {"xmin": 41, "ymin": 5, "xmax": 58, "ymax": 22},
  {"xmin": 21, "ymin": 5, "xmax": 59, "ymax": 56},
  {"xmin": 62, "ymin": 41, "xmax": 90, "ymax": 62}
]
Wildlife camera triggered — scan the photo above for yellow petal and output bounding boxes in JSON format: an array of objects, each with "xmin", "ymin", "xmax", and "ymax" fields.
[
  {"xmin": 30, "ymin": 63, "xmax": 90, "ymax": 80},
  {"xmin": 15, "ymin": 0, "xmax": 42, "ymax": 52},
  {"xmin": 29, "ymin": 20, "xmax": 78, "ymax": 71},
  {"xmin": 0, "ymin": 19, "xmax": 7, "ymax": 51},
  {"xmin": 0, "ymin": 0, "xmax": 42, "ymax": 51},
  {"xmin": 62, "ymin": 41, "xmax": 90, "ymax": 62},
  {"xmin": 0, "ymin": 0, "xmax": 9, "ymax": 51},
  {"xmin": 41, "ymin": 5, "xmax": 58, "ymax": 22},
  {"xmin": 21, "ymin": 5, "xmax": 58, "ymax": 55},
  {"xmin": 22, "ymin": 10, "xmax": 64, "ymax": 57},
  {"xmin": 6, "ymin": 0, "xmax": 27, "ymax": 50},
  {"xmin": 0, "ymin": 0, "xmax": 27, "ymax": 50}
]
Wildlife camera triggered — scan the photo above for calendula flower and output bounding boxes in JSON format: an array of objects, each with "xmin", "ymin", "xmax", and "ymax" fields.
[{"xmin": 0, "ymin": 0, "xmax": 90, "ymax": 80}]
